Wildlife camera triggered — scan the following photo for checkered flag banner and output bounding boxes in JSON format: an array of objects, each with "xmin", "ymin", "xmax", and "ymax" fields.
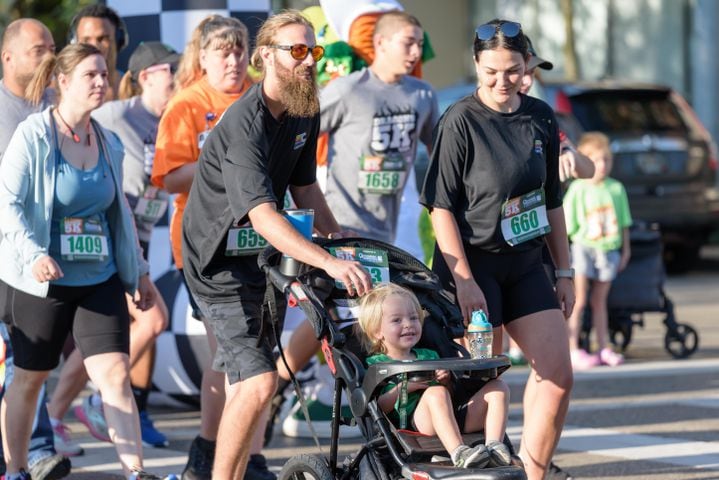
[{"xmin": 107, "ymin": 0, "xmax": 270, "ymax": 69}]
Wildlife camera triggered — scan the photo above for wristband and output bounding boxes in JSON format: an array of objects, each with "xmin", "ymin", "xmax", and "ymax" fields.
[{"xmin": 555, "ymin": 268, "xmax": 575, "ymax": 279}]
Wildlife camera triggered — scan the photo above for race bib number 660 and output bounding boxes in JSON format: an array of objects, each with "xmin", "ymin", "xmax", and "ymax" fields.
[{"xmin": 500, "ymin": 188, "xmax": 551, "ymax": 246}]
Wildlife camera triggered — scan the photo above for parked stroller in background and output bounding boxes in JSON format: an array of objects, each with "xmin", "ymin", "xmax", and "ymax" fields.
[
  {"xmin": 580, "ymin": 223, "xmax": 699, "ymax": 359},
  {"xmin": 258, "ymin": 238, "xmax": 527, "ymax": 480}
]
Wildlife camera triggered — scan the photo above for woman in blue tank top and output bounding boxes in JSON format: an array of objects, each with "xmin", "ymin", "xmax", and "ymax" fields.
[{"xmin": 0, "ymin": 43, "xmax": 161, "ymax": 480}]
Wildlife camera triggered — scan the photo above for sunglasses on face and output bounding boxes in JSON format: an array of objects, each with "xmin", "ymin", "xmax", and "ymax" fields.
[
  {"xmin": 475, "ymin": 21, "xmax": 522, "ymax": 41},
  {"xmin": 268, "ymin": 43, "xmax": 325, "ymax": 62}
]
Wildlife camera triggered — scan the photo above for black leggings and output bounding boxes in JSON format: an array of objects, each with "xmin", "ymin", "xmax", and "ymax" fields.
[{"xmin": 9, "ymin": 274, "xmax": 130, "ymax": 371}]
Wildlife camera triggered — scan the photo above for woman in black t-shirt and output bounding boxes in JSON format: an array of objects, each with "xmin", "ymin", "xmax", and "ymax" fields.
[{"xmin": 419, "ymin": 20, "xmax": 574, "ymax": 480}]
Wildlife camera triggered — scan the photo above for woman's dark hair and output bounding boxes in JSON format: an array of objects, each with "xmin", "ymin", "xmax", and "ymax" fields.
[{"xmin": 473, "ymin": 18, "xmax": 529, "ymax": 60}]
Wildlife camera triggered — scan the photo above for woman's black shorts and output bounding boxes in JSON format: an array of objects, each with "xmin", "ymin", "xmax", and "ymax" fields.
[
  {"xmin": 432, "ymin": 245, "xmax": 559, "ymax": 327},
  {"xmin": 7, "ymin": 274, "xmax": 130, "ymax": 371}
]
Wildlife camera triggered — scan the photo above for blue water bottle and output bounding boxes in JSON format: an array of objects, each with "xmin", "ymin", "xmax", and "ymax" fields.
[{"xmin": 467, "ymin": 310, "xmax": 493, "ymax": 359}]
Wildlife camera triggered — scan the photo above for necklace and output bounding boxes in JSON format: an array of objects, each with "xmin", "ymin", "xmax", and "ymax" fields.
[{"xmin": 55, "ymin": 108, "xmax": 91, "ymax": 146}]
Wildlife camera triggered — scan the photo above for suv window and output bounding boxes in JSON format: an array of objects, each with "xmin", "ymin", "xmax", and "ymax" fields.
[{"xmin": 569, "ymin": 90, "xmax": 688, "ymax": 134}]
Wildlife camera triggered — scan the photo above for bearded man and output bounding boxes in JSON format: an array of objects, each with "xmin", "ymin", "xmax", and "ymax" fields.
[{"xmin": 180, "ymin": 10, "xmax": 372, "ymax": 480}]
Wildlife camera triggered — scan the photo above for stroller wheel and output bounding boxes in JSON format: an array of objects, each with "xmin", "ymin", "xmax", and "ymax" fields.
[
  {"xmin": 279, "ymin": 454, "xmax": 336, "ymax": 480},
  {"xmin": 664, "ymin": 323, "xmax": 699, "ymax": 359}
]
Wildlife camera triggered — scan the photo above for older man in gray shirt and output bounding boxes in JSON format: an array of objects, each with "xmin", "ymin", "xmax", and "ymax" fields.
[{"xmin": 0, "ymin": 18, "xmax": 72, "ymax": 480}]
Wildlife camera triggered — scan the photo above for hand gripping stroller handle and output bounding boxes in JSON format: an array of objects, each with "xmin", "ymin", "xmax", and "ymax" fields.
[{"xmin": 258, "ymin": 245, "xmax": 294, "ymax": 294}]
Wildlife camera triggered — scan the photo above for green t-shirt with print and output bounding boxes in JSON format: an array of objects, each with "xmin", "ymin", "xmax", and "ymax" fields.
[
  {"xmin": 564, "ymin": 177, "xmax": 632, "ymax": 251},
  {"xmin": 366, "ymin": 348, "xmax": 440, "ymax": 427}
]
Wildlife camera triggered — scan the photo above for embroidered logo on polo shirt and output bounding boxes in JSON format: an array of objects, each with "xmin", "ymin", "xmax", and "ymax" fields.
[
  {"xmin": 294, "ymin": 132, "xmax": 307, "ymax": 150},
  {"xmin": 534, "ymin": 139, "xmax": 543, "ymax": 155}
]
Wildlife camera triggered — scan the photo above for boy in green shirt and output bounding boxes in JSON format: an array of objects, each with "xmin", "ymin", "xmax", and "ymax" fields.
[{"xmin": 564, "ymin": 132, "xmax": 632, "ymax": 370}]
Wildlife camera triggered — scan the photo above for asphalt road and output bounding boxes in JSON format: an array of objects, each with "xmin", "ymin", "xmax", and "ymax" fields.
[{"xmin": 63, "ymin": 246, "xmax": 719, "ymax": 479}]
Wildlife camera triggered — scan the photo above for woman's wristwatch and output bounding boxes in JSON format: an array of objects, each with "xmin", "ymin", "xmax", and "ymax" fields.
[{"xmin": 554, "ymin": 268, "xmax": 575, "ymax": 279}]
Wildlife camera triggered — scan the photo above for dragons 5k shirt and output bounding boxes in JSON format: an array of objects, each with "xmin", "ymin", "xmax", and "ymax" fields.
[
  {"xmin": 321, "ymin": 68, "xmax": 438, "ymax": 243},
  {"xmin": 182, "ymin": 83, "xmax": 318, "ymax": 302},
  {"xmin": 420, "ymin": 93, "xmax": 562, "ymax": 254}
]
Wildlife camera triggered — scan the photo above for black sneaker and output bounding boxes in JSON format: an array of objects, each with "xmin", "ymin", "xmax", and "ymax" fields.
[
  {"xmin": 547, "ymin": 461, "xmax": 574, "ymax": 480},
  {"xmin": 181, "ymin": 436, "xmax": 215, "ymax": 480},
  {"xmin": 28, "ymin": 453, "xmax": 71, "ymax": 480},
  {"xmin": 245, "ymin": 454, "xmax": 276, "ymax": 480}
]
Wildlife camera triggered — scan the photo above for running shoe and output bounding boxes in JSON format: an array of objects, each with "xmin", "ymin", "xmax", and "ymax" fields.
[
  {"xmin": 28, "ymin": 452, "xmax": 71, "ymax": 480},
  {"xmin": 73, "ymin": 395, "xmax": 110, "ymax": 442},
  {"xmin": 599, "ymin": 347, "xmax": 624, "ymax": 367},
  {"xmin": 547, "ymin": 461, "xmax": 574, "ymax": 480},
  {"xmin": 139, "ymin": 410, "xmax": 169, "ymax": 448},
  {"xmin": 570, "ymin": 348, "xmax": 600, "ymax": 371},
  {"xmin": 51, "ymin": 421, "xmax": 84, "ymax": 456},
  {"xmin": 129, "ymin": 469, "xmax": 163, "ymax": 480},
  {"xmin": 486, "ymin": 440, "xmax": 512, "ymax": 467},
  {"xmin": 281, "ymin": 397, "xmax": 362, "ymax": 439},
  {"xmin": 451, "ymin": 444, "xmax": 490, "ymax": 469},
  {"xmin": 245, "ymin": 454, "xmax": 276, "ymax": 480},
  {"xmin": 181, "ymin": 436, "xmax": 215, "ymax": 480}
]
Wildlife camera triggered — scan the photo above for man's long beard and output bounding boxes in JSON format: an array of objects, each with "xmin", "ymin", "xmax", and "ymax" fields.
[{"xmin": 276, "ymin": 61, "xmax": 319, "ymax": 118}]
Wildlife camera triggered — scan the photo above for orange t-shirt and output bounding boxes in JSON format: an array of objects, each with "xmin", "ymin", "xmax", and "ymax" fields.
[{"xmin": 151, "ymin": 76, "xmax": 252, "ymax": 268}]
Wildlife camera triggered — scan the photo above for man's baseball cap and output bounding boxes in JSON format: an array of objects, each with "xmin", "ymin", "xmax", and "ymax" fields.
[
  {"xmin": 526, "ymin": 36, "xmax": 553, "ymax": 71},
  {"xmin": 128, "ymin": 41, "xmax": 180, "ymax": 75}
]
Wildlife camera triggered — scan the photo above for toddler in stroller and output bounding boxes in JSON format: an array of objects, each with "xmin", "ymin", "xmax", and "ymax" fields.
[
  {"xmin": 259, "ymin": 237, "xmax": 526, "ymax": 480},
  {"xmin": 356, "ymin": 283, "xmax": 512, "ymax": 469}
]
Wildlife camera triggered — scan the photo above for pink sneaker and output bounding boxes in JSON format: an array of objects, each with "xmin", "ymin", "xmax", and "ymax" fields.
[
  {"xmin": 599, "ymin": 347, "xmax": 624, "ymax": 367},
  {"xmin": 570, "ymin": 349, "xmax": 600, "ymax": 371}
]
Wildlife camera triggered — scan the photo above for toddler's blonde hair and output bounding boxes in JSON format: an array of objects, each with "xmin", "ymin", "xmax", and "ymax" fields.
[{"xmin": 356, "ymin": 283, "xmax": 423, "ymax": 355}]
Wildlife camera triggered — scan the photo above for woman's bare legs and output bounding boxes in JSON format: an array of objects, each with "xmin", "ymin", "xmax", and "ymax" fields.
[{"xmin": 505, "ymin": 309, "xmax": 573, "ymax": 480}]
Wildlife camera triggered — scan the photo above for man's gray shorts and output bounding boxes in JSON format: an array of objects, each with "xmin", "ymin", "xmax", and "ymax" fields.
[
  {"xmin": 571, "ymin": 243, "xmax": 621, "ymax": 282},
  {"xmin": 195, "ymin": 287, "xmax": 286, "ymax": 384}
]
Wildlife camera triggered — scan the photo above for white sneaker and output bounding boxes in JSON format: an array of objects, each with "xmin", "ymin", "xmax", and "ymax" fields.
[{"xmin": 52, "ymin": 421, "xmax": 84, "ymax": 456}]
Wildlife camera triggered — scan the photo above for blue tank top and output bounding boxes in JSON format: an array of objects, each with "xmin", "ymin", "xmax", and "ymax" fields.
[{"xmin": 49, "ymin": 124, "xmax": 117, "ymax": 286}]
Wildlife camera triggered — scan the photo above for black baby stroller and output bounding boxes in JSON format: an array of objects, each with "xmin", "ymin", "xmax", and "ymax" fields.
[
  {"xmin": 258, "ymin": 238, "xmax": 527, "ymax": 480},
  {"xmin": 579, "ymin": 223, "xmax": 699, "ymax": 359}
]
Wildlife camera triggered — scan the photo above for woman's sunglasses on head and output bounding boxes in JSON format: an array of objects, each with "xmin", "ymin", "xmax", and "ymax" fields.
[
  {"xmin": 475, "ymin": 21, "xmax": 522, "ymax": 41},
  {"xmin": 268, "ymin": 43, "xmax": 325, "ymax": 62}
]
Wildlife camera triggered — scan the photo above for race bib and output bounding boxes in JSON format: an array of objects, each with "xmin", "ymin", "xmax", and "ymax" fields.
[
  {"xmin": 225, "ymin": 223, "xmax": 268, "ymax": 256},
  {"xmin": 197, "ymin": 129, "xmax": 211, "ymax": 149},
  {"xmin": 60, "ymin": 217, "xmax": 109, "ymax": 262},
  {"xmin": 357, "ymin": 154, "xmax": 407, "ymax": 195},
  {"xmin": 500, "ymin": 188, "xmax": 551, "ymax": 246},
  {"xmin": 134, "ymin": 186, "xmax": 168, "ymax": 225},
  {"xmin": 329, "ymin": 246, "xmax": 389, "ymax": 289}
]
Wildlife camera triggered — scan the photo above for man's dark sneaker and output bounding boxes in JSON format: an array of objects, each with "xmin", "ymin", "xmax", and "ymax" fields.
[
  {"xmin": 547, "ymin": 461, "xmax": 573, "ymax": 480},
  {"xmin": 244, "ymin": 454, "xmax": 276, "ymax": 480},
  {"xmin": 181, "ymin": 436, "xmax": 215, "ymax": 480},
  {"xmin": 28, "ymin": 453, "xmax": 71, "ymax": 480}
]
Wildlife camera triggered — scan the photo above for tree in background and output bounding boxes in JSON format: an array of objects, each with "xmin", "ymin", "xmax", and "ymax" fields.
[
  {"xmin": 0, "ymin": 0, "xmax": 95, "ymax": 51},
  {"xmin": 560, "ymin": 0, "xmax": 580, "ymax": 80}
]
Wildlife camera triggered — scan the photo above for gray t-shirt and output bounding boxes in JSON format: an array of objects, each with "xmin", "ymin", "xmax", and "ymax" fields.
[
  {"xmin": 93, "ymin": 96, "xmax": 165, "ymax": 244},
  {"xmin": 321, "ymin": 68, "xmax": 438, "ymax": 243},
  {"xmin": 93, "ymin": 96, "xmax": 159, "ymax": 198},
  {"xmin": 0, "ymin": 80, "xmax": 53, "ymax": 161}
]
